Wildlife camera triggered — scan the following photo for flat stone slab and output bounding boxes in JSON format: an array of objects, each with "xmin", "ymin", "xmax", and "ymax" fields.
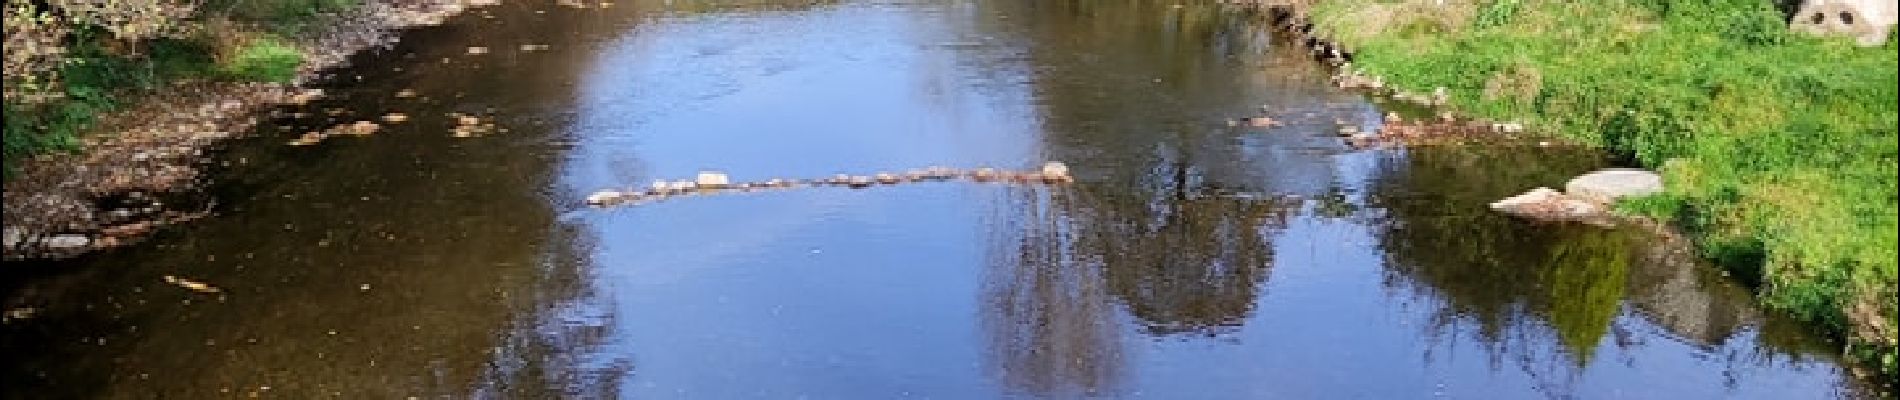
[
  {"xmin": 1490, "ymin": 187, "xmax": 1609, "ymax": 221},
  {"xmin": 1565, "ymin": 168, "xmax": 1664, "ymax": 204}
]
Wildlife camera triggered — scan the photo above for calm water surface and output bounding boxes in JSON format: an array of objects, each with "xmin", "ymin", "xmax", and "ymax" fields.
[{"xmin": 0, "ymin": 0, "xmax": 1877, "ymax": 398}]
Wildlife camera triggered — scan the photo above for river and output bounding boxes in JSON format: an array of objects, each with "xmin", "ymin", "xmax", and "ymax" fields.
[{"xmin": 0, "ymin": 0, "xmax": 1878, "ymax": 398}]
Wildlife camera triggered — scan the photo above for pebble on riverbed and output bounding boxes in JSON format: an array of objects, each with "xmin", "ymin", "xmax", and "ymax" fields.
[
  {"xmin": 288, "ymin": 132, "xmax": 327, "ymax": 146},
  {"xmin": 449, "ymin": 114, "xmax": 499, "ymax": 137}
]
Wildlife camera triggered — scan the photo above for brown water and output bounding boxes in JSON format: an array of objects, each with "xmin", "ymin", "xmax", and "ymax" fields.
[{"xmin": 0, "ymin": 1, "xmax": 1879, "ymax": 398}]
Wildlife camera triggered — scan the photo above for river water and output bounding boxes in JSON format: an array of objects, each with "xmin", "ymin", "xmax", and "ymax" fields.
[{"xmin": 0, "ymin": 0, "xmax": 1879, "ymax": 398}]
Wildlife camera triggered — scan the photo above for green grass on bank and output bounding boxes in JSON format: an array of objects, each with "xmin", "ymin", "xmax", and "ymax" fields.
[
  {"xmin": 2, "ymin": 0, "xmax": 344, "ymax": 173},
  {"xmin": 1310, "ymin": 0, "xmax": 1897, "ymax": 378}
]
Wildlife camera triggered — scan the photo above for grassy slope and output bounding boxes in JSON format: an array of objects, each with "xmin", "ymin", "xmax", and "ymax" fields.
[
  {"xmin": 1309, "ymin": 0, "xmax": 1897, "ymax": 378},
  {"xmin": 3, "ymin": 0, "xmax": 345, "ymax": 168}
]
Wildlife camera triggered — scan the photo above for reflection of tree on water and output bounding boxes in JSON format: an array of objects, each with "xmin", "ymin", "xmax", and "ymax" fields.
[
  {"xmin": 982, "ymin": 188, "xmax": 1125, "ymax": 398},
  {"xmin": 471, "ymin": 222, "xmax": 631, "ymax": 398},
  {"xmin": 980, "ymin": 159, "xmax": 1299, "ymax": 395},
  {"xmin": 1088, "ymin": 161, "xmax": 1296, "ymax": 335},
  {"xmin": 1366, "ymin": 145, "xmax": 1635, "ymax": 395},
  {"xmin": 969, "ymin": 0, "xmax": 1311, "ymax": 336},
  {"xmin": 1366, "ymin": 145, "xmax": 1858, "ymax": 396}
]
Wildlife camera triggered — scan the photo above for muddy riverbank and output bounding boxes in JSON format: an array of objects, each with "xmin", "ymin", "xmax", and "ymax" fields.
[{"xmin": 2, "ymin": 0, "xmax": 485, "ymax": 260}]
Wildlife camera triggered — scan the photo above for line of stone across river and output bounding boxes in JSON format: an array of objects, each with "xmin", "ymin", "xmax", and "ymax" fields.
[{"xmin": 584, "ymin": 162, "xmax": 1073, "ymax": 207}]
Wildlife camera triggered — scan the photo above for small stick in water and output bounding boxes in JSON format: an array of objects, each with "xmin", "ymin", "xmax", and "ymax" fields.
[{"xmin": 163, "ymin": 275, "xmax": 222, "ymax": 294}]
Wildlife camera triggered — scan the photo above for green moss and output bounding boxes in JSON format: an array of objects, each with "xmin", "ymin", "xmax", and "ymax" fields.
[
  {"xmin": 219, "ymin": 36, "xmax": 303, "ymax": 82},
  {"xmin": 208, "ymin": 0, "xmax": 362, "ymax": 35},
  {"xmin": 1312, "ymin": 0, "xmax": 1898, "ymax": 381}
]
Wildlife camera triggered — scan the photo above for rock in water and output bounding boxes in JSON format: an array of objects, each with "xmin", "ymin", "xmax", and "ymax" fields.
[
  {"xmin": 1565, "ymin": 169, "xmax": 1664, "ymax": 204},
  {"xmin": 1040, "ymin": 162, "xmax": 1072, "ymax": 183},
  {"xmin": 695, "ymin": 171, "xmax": 731, "ymax": 189},
  {"xmin": 874, "ymin": 173, "xmax": 900, "ymax": 184},
  {"xmin": 1490, "ymin": 187, "xmax": 1561, "ymax": 210},
  {"xmin": 42, "ymin": 235, "xmax": 90, "ymax": 250},
  {"xmin": 585, "ymin": 191, "xmax": 620, "ymax": 205},
  {"xmin": 970, "ymin": 168, "xmax": 998, "ymax": 182},
  {"xmin": 1491, "ymin": 186, "xmax": 1616, "ymax": 222},
  {"xmin": 1490, "ymin": 187, "xmax": 1605, "ymax": 219}
]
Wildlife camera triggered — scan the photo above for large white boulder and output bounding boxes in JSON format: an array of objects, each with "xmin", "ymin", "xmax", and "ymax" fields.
[
  {"xmin": 1790, "ymin": 0, "xmax": 1898, "ymax": 46},
  {"xmin": 1565, "ymin": 169, "xmax": 1664, "ymax": 204}
]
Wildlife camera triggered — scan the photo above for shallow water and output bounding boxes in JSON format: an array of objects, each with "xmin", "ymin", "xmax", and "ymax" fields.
[{"xmin": 0, "ymin": 0, "xmax": 1877, "ymax": 398}]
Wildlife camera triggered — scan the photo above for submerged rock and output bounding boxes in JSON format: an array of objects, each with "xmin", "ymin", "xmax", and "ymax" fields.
[{"xmin": 921, "ymin": 166, "xmax": 958, "ymax": 180}]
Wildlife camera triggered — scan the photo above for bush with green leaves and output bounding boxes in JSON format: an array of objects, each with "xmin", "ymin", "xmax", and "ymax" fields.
[{"xmin": 2, "ymin": 0, "xmax": 340, "ymax": 172}]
